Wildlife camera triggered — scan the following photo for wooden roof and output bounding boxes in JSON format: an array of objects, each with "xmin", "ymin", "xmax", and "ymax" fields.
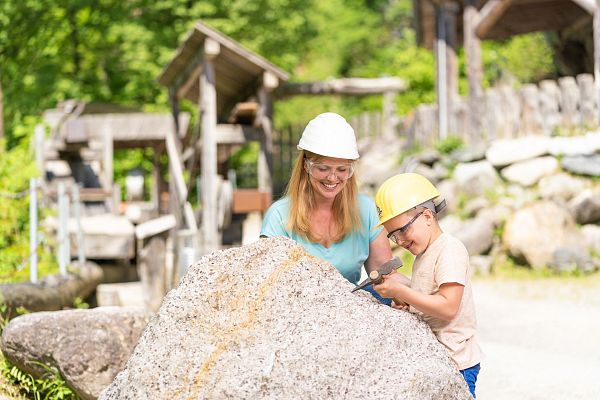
[
  {"xmin": 414, "ymin": 0, "xmax": 594, "ymax": 48},
  {"xmin": 157, "ymin": 21, "xmax": 289, "ymax": 121}
]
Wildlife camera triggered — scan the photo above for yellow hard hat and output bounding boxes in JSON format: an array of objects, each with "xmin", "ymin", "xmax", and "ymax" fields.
[{"xmin": 375, "ymin": 173, "xmax": 443, "ymax": 227}]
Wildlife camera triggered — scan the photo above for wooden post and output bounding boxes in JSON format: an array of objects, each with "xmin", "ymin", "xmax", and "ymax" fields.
[
  {"xmin": 152, "ymin": 149, "xmax": 162, "ymax": 213},
  {"xmin": 382, "ymin": 91, "xmax": 397, "ymax": 139},
  {"xmin": 102, "ymin": 125, "xmax": 113, "ymax": 192},
  {"xmin": 257, "ymin": 71, "xmax": 278, "ymax": 196},
  {"xmin": 0, "ymin": 80, "xmax": 3, "ymax": 140},
  {"xmin": 464, "ymin": 0, "xmax": 484, "ymax": 142},
  {"xmin": 595, "ymin": 1, "xmax": 600, "ymax": 125},
  {"xmin": 29, "ymin": 178, "xmax": 38, "ymax": 284},
  {"xmin": 445, "ymin": 3, "xmax": 459, "ymax": 136},
  {"xmin": 436, "ymin": 4, "xmax": 448, "ymax": 140},
  {"xmin": 200, "ymin": 38, "xmax": 220, "ymax": 253}
]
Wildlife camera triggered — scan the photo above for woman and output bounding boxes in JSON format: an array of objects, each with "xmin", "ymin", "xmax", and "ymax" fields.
[{"xmin": 260, "ymin": 112, "xmax": 392, "ymax": 295}]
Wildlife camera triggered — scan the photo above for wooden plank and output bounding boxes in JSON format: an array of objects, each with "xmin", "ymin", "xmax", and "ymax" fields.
[
  {"xmin": 135, "ymin": 215, "xmax": 176, "ymax": 240},
  {"xmin": 165, "ymin": 124, "xmax": 188, "ymax": 203},
  {"xmin": 215, "ymin": 124, "xmax": 261, "ymax": 143},
  {"xmin": 277, "ymin": 77, "xmax": 406, "ymax": 97},
  {"xmin": 258, "ymin": 87, "xmax": 273, "ymax": 194},
  {"xmin": 475, "ymin": 0, "xmax": 514, "ymax": 38}
]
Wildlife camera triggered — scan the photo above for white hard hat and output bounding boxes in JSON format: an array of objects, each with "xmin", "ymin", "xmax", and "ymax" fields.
[{"xmin": 297, "ymin": 112, "xmax": 359, "ymax": 160}]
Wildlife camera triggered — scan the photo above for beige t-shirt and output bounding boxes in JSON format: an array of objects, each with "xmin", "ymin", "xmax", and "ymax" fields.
[{"xmin": 410, "ymin": 232, "xmax": 482, "ymax": 370}]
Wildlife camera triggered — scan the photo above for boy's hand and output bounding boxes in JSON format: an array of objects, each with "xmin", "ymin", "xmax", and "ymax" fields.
[
  {"xmin": 391, "ymin": 299, "xmax": 409, "ymax": 311},
  {"xmin": 373, "ymin": 272, "xmax": 410, "ymax": 299}
]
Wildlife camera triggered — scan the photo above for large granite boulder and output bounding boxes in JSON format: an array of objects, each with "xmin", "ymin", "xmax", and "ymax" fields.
[
  {"xmin": 100, "ymin": 237, "xmax": 471, "ymax": 399},
  {"xmin": 503, "ymin": 201, "xmax": 584, "ymax": 268},
  {"xmin": 1, "ymin": 307, "xmax": 151, "ymax": 400}
]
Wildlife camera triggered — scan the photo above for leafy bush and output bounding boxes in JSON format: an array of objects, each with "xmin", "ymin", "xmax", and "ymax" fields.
[
  {"xmin": 0, "ymin": 359, "xmax": 78, "ymax": 400},
  {"xmin": 0, "ymin": 120, "xmax": 58, "ymax": 283}
]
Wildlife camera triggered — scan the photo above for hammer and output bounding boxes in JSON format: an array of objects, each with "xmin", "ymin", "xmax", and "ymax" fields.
[{"xmin": 351, "ymin": 256, "xmax": 403, "ymax": 293}]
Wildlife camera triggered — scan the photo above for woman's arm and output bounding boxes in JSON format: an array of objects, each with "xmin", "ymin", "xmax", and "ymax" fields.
[{"xmin": 364, "ymin": 230, "xmax": 393, "ymax": 274}]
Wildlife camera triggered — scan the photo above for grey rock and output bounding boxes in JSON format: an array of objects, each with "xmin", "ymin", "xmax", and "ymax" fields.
[
  {"xmin": 476, "ymin": 204, "xmax": 513, "ymax": 228},
  {"xmin": 1, "ymin": 307, "xmax": 151, "ymax": 400},
  {"xmin": 485, "ymin": 136, "xmax": 550, "ymax": 167},
  {"xmin": 453, "ymin": 160, "xmax": 501, "ymax": 197},
  {"xmin": 548, "ymin": 132, "xmax": 600, "ymax": 156},
  {"xmin": 417, "ymin": 148, "xmax": 441, "ymax": 166},
  {"xmin": 503, "ymin": 201, "xmax": 583, "ymax": 268},
  {"xmin": 437, "ymin": 179, "xmax": 460, "ymax": 214},
  {"xmin": 538, "ymin": 173, "xmax": 590, "ymax": 204},
  {"xmin": 581, "ymin": 225, "xmax": 600, "ymax": 252},
  {"xmin": 568, "ymin": 189, "xmax": 600, "ymax": 224},
  {"xmin": 470, "ymin": 255, "xmax": 493, "ymax": 275},
  {"xmin": 450, "ymin": 147, "xmax": 486, "ymax": 163},
  {"xmin": 561, "ymin": 154, "xmax": 600, "ymax": 177},
  {"xmin": 500, "ymin": 156, "xmax": 559, "ymax": 187},
  {"xmin": 99, "ymin": 237, "xmax": 471, "ymax": 400},
  {"xmin": 464, "ymin": 197, "xmax": 491, "ymax": 218},
  {"xmin": 441, "ymin": 217, "xmax": 494, "ymax": 256},
  {"xmin": 0, "ymin": 262, "xmax": 103, "ymax": 319},
  {"xmin": 550, "ymin": 247, "xmax": 596, "ymax": 273}
]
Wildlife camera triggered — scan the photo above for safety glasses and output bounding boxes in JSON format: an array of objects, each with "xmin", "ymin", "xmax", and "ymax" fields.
[
  {"xmin": 386, "ymin": 211, "xmax": 424, "ymax": 244},
  {"xmin": 305, "ymin": 159, "xmax": 354, "ymax": 180}
]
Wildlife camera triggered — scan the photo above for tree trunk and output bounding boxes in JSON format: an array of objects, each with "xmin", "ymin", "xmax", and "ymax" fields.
[{"xmin": 0, "ymin": 78, "xmax": 4, "ymax": 140}]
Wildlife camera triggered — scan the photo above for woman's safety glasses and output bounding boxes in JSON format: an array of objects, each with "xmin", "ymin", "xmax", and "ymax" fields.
[{"xmin": 305, "ymin": 160, "xmax": 354, "ymax": 180}]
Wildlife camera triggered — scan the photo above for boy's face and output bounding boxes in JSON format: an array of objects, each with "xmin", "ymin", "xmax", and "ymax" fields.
[{"xmin": 383, "ymin": 208, "xmax": 433, "ymax": 256}]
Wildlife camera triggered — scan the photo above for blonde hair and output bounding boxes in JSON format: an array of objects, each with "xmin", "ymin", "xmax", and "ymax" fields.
[{"xmin": 284, "ymin": 150, "xmax": 360, "ymax": 243}]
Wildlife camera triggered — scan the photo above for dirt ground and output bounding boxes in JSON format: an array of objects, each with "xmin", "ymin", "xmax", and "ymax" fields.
[{"xmin": 473, "ymin": 278, "xmax": 600, "ymax": 400}]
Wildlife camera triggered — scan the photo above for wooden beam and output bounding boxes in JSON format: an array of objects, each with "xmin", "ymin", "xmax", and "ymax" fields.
[
  {"xmin": 572, "ymin": 0, "xmax": 596, "ymax": 14},
  {"xmin": 464, "ymin": 0, "xmax": 484, "ymax": 140},
  {"xmin": 475, "ymin": 0, "xmax": 514, "ymax": 39},
  {"xmin": 595, "ymin": 1, "xmax": 600, "ymax": 124},
  {"xmin": 176, "ymin": 65, "xmax": 202, "ymax": 100},
  {"xmin": 165, "ymin": 123, "xmax": 188, "ymax": 203},
  {"xmin": 277, "ymin": 77, "xmax": 406, "ymax": 97},
  {"xmin": 200, "ymin": 41, "xmax": 219, "ymax": 251},
  {"xmin": 257, "ymin": 87, "xmax": 274, "ymax": 195},
  {"xmin": 135, "ymin": 215, "xmax": 176, "ymax": 240},
  {"xmin": 436, "ymin": 4, "xmax": 448, "ymax": 139}
]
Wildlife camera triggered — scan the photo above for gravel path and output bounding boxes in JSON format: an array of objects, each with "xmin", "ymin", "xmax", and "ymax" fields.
[{"xmin": 473, "ymin": 279, "xmax": 600, "ymax": 400}]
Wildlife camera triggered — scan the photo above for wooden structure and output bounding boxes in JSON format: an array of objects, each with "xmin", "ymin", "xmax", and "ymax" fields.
[
  {"xmin": 413, "ymin": 0, "xmax": 600, "ymax": 139},
  {"xmin": 158, "ymin": 21, "xmax": 289, "ymax": 254}
]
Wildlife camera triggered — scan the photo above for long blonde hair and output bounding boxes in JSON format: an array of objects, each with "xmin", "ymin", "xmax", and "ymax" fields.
[{"xmin": 284, "ymin": 150, "xmax": 360, "ymax": 243}]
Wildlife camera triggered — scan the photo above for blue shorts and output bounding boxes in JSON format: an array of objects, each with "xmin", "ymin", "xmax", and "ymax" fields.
[
  {"xmin": 460, "ymin": 363, "xmax": 481, "ymax": 398},
  {"xmin": 362, "ymin": 285, "xmax": 393, "ymax": 306}
]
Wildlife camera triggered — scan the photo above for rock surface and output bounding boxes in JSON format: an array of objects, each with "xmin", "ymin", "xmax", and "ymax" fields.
[
  {"xmin": 1, "ymin": 307, "xmax": 150, "ymax": 400},
  {"xmin": 99, "ymin": 237, "xmax": 471, "ymax": 400}
]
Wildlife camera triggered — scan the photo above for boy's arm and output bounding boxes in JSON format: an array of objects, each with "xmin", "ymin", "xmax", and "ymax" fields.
[{"xmin": 374, "ymin": 276, "xmax": 463, "ymax": 321}]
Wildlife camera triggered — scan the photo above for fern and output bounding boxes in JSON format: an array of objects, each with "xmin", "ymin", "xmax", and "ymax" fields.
[{"xmin": 1, "ymin": 358, "xmax": 78, "ymax": 400}]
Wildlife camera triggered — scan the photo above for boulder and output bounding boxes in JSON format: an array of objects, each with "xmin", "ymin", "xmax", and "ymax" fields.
[
  {"xmin": 581, "ymin": 225, "xmax": 600, "ymax": 253},
  {"xmin": 0, "ymin": 262, "xmax": 103, "ymax": 318},
  {"xmin": 548, "ymin": 132, "xmax": 600, "ymax": 156},
  {"xmin": 99, "ymin": 237, "xmax": 471, "ymax": 400},
  {"xmin": 499, "ymin": 156, "xmax": 559, "ymax": 187},
  {"xmin": 561, "ymin": 154, "xmax": 600, "ymax": 177},
  {"xmin": 441, "ymin": 217, "xmax": 494, "ymax": 256},
  {"xmin": 453, "ymin": 160, "xmax": 501, "ymax": 197},
  {"xmin": 485, "ymin": 136, "xmax": 550, "ymax": 167},
  {"xmin": 568, "ymin": 189, "xmax": 600, "ymax": 224},
  {"xmin": 503, "ymin": 201, "xmax": 584, "ymax": 268},
  {"xmin": 538, "ymin": 173, "xmax": 590, "ymax": 204},
  {"xmin": 1, "ymin": 307, "xmax": 151, "ymax": 400}
]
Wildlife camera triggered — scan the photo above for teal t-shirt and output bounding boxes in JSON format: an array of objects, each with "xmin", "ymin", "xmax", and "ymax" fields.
[{"xmin": 260, "ymin": 194, "xmax": 383, "ymax": 284}]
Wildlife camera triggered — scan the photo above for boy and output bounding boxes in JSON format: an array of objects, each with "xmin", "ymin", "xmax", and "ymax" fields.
[{"xmin": 372, "ymin": 173, "xmax": 482, "ymax": 398}]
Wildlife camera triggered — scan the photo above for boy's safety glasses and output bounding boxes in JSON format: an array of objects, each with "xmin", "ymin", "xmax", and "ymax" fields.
[{"xmin": 386, "ymin": 211, "xmax": 424, "ymax": 244}]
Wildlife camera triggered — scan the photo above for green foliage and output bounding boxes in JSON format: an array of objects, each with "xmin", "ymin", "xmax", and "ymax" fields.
[
  {"xmin": 72, "ymin": 297, "xmax": 89, "ymax": 310},
  {"xmin": 482, "ymin": 33, "xmax": 556, "ymax": 86},
  {"xmin": 435, "ymin": 135, "xmax": 463, "ymax": 155},
  {"xmin": 0, "ymin": 128, "xmax": 59, "ymax": 283},
  {"xmin": 229, "ymin": 142, "xmax": 259, "ymax": 188},
  {"xmin": 1, "ymin": 358, "xmax": 78, "ymax": 400}
]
